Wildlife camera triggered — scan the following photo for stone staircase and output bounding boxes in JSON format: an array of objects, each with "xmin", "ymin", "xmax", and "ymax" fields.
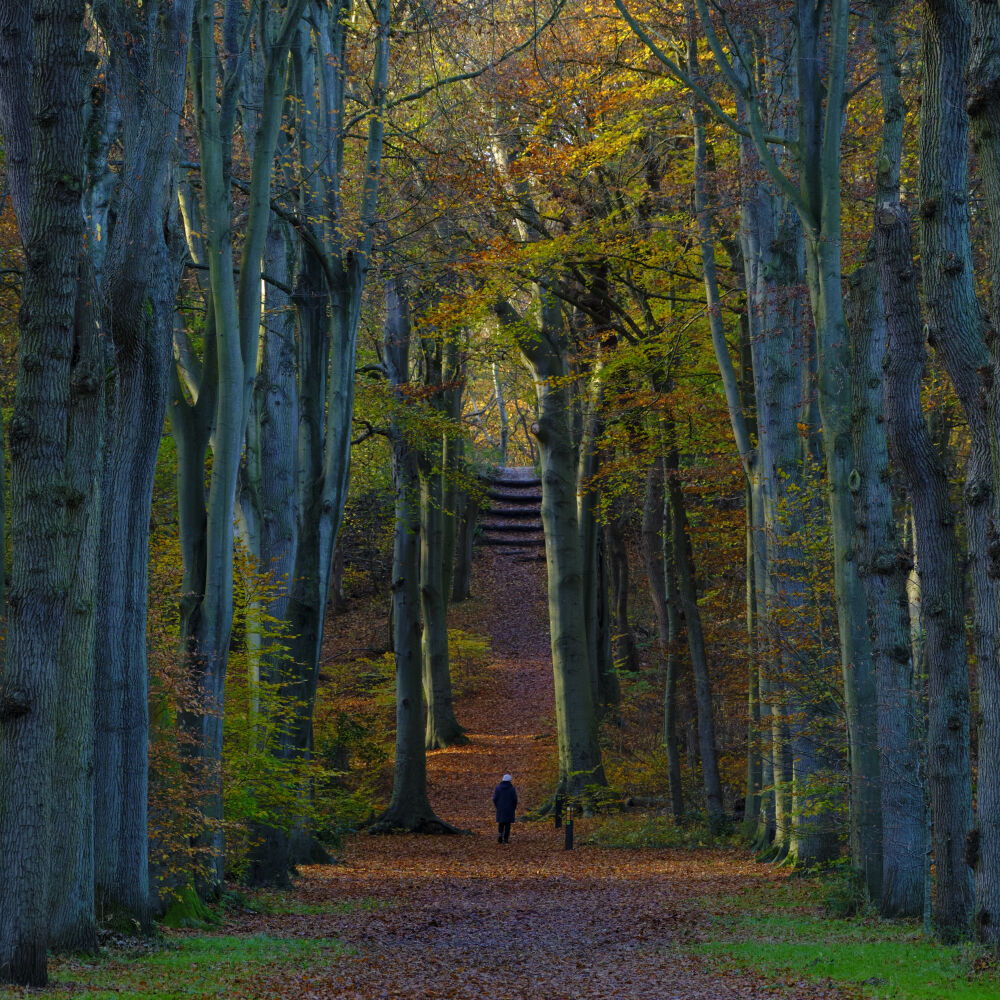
[{"xmin": 477, "ymin": 467, "xmax": 545, "ymax": 561}]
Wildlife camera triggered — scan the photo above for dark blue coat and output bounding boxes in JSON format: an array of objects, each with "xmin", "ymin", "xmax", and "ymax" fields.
[{"xmin": 492, "ymin": 780, "xmax": 518, "ymax": 823}]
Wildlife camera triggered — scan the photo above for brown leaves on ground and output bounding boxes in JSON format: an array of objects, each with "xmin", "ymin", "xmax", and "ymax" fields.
[{"xmin": 228, "ymin": 549, "xmax": 847, "ymax": 999}]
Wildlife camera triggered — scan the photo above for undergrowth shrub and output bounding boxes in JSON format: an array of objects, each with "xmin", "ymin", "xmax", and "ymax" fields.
[
  {"xmin": 449, "ymin": 628, "xmax": 491, "ymax": 698},
  {"xmin": 818, "ymin": 861, "xmax": 874, "ymax": 918},
  {"xmin": 585, "ymin": 813, "xmax": 740, "ymax": 850}
]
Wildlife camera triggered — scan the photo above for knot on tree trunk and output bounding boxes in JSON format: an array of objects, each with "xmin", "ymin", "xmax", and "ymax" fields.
[{"xmin": 0, "ymin": 685, "xmax": 30, "ymax": 721}]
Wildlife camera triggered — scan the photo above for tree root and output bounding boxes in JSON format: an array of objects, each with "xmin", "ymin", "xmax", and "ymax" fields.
[
  {"xmin": 425, "ymin": 730, "xmax": 470, "ymax": 751},
  {"xmin": 367, "ymin": 812, "xmax": 469, "ymax": 836}
]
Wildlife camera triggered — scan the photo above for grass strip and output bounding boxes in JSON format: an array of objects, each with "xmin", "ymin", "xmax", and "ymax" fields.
[
  {"xmin": 0, "ymin": 933, "xmax": 349, "ymax": 1000},
  {"xmin": 693, "ymin": 877, "xmax": 1000, "ymax": 1000}
]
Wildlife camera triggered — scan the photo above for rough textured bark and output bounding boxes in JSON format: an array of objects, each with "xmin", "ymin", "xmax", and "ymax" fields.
[
  {"xmin": 0, "ymin": 0, "xmax": 86, "ymax": 982},
  {"xmin": 918, "ymin": 0, "xmax": 979, "ymax": 933},
  {"xmin": 846, "ymin": 251, "xmax": 925, "ymax": 916},
  {"xmin": 967, "ymin": 0, "xmax": 1000, "ymax": 944},
  {"xmin": 867, "ymin": 2, "xmax": 938, "ymax": 919},
  {"xmin": 49, "ymin": 264, "xmax": 105, "ymax": 952},
  {"xmin": 792, "ymin": 0, "xmax": 879, "ymax": 873}
]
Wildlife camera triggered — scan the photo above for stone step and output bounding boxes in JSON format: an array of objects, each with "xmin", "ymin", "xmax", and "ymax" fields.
[
  {"xmin": 478, "ymin": 534, "xmax": 545, "ymax": 547},
  {"xmin": 486, "ymin": 488, "xmax": 542, "ymax": 504},
  {"xmin": 491, "ymin": 467, "xmax": 540, "ymax": 486},
  {"xmin": 485, "ymin": 504, "xmax": 542, "ymax": 519},
  {"xmin": 480, "ymin": 520, "xmax": 543, "ymax": 534}
]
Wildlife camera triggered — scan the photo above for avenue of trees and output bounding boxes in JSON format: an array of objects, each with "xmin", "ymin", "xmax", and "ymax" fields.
[{"xmin": 3, "ymin": 0, "xmax": 1000, "ymax": 985}]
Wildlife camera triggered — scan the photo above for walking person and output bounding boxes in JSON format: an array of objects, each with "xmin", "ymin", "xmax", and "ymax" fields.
[{"xmin": 493, "ymin": 773, "xmax": 517, "ymax": 844}]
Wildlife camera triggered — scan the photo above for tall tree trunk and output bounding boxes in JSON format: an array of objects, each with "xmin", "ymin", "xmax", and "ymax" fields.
[
  {"xmin": 664, "ymin": 436, "xmax": 724, "ymax": 822},
  {"xmin": 375, "ymin": 280, "xmax": 450, "ymax": 833},
  {"xmin": 966, "ymin": 0, "xmax": 1000, "ymax": 943},
  {"xmin": 867, "ymin": 2, "xmax": 939, "ymax": 918},
  {"xmin": 419, "ymin": 330, "xmax": 466, "ymax": 750},
  {"xmin": 918, "ymin": 0, "xmax": 979, "ymax": 933},
  {"xmin": 578, "ymin": 370, "xmax": 619, "ymax": 709},
  {"xmin": 451, "ymin": 477, "xmax": 479, "ymax": 603},
  {"xmin": 96, "ymin": 0, "xmax": 194, "ymax": 922},
  {"xmin": 49, "ymin": 266, "xmax": 106, "ymax": 952},
  {"xmin": 606, "ymin": 508, "xmax": 640, "ymax": 673},
  {"xmin": 0, "ymin": 0, "xmax": 87, "ymax": 982},
  {"xmin": 180, "ymin": 0, "xmax": 308, "ymax": 887},
  {"xmin": 493, "ymin": 361, "xmax": 509, "ymax": 465},
  {"xmin": 510, "ymin": 294, "xmax": 606, "ymax": 801},
  {"xmin": 239, "ymin": 218, "xmax": 300, "ymax": 888},
  {"xmin": 276, "ymin": 1, "xmax": 392, "ymax": 860},
  {"xmin": 641, "ymin": 457, "xmax": 683, "ymax": 819},
  {"xmin": 420, "ymin": 450, "xmax": 466, "ymax": 749},
  {"xmin": 846, "ymin": 251, "xmax": 925, "ymax": 914}
]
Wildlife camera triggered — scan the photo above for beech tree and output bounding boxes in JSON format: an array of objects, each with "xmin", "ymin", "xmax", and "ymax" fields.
[{"xmin": 0, "ymin": 0, "xmax": 88, "ymax": 983}]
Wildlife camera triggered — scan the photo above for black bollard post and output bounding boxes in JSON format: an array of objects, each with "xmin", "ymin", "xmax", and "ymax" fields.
[
  {"xmin": 565, "ymin": 818, "xmax": 574, "ymax": 850},
  {"xmin": 554, "ymin": 795, "xmax": 563, "ymax": 829}
]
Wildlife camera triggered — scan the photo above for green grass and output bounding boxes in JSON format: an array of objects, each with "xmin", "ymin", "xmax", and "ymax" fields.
[
  {"xmin": 585, "ymin": 813, "xmax": 740, "ymax": 850},
  {"xmin": 0, "ymin": 934, "xmax": 349, "ymax": 1000},
  {"xmin": 694, "ymin": 879, "xmax": 1000, "ymax": 1000}
]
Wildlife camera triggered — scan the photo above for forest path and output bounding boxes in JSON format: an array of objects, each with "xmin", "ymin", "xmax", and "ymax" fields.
[{"xmin": 235, "ymin": 549, "xmax": 843, "ymax": 999}]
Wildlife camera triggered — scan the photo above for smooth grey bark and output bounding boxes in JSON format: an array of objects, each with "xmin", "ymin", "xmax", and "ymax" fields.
[
  {"xmin": 504, "ymin": 294, "xmax": 606, "ymax": 800},
  {"xmin": 93, "ymin": 0, "xmax": 194, "ymax": 924},
  {"xmin": 238, "ymin": 217, "xmax": 300, "ymax": 888},
  {"xmin": 866, "ymin": 1, "xmax": 939, "ymax": 918},
  {"xmin": 177, "ymin": 0, "xmax": 307, "ymax": 889},
  {"xmin": 269, "ymin": 3, "xmax": 392, "ymax": 864},
  {"xmin": 918, "ymin": 0, "xmax": 979, "ymax": 934},
  {"xmin": 619, "ymin": 1, "xmax": 884, "ymax": 876},
  {"xmin": 419, "ymin": 330, "xmax": 466, "ymax": 749},
  {"xmin": 374, "ymin": 280, "xmax": 453, "ymax": 833},
  {"xmin": 493, "ymin": 361, "xmax": 509, "ymax": 464},
  {"xmin": 0, "ymin": 0, "xmax": 87, "ymax": 983}
]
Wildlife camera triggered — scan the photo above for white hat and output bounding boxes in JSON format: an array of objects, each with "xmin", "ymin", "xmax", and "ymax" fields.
[{"xmin": 502, "ymin": 773, "xmax": 512, "ymax": 782}]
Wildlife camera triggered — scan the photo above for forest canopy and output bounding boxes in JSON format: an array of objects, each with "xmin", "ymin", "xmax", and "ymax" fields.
[{"xmin": 1, "ymin": 0, "xmax": 999, "ymax": 989}]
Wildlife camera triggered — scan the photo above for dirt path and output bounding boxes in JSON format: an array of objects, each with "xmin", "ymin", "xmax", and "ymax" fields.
[{"xmin": 234, "ymin": 550, "xmax": 845, "ymax": 999}]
